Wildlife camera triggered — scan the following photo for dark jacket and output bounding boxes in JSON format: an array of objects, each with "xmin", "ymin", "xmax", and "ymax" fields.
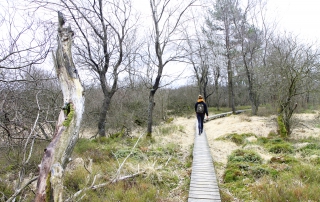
[{"xmin": 195, "ymin": 101, "xmax": 208, "ymax": 116}]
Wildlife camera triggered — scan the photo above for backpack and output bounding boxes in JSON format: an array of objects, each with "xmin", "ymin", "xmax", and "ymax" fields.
[{"xmin": 196, "ymin": 103, "xmax": 204, "ymax": 113}]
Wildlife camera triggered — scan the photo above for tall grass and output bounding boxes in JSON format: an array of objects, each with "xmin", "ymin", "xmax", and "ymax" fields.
[{"xmin": 61, "ymin": 122, "xmax": 191, "ymax": 201}]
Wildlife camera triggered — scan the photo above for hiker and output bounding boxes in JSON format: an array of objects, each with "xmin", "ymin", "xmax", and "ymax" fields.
[{"xmin": 195, "ymin": 95, "xmax": 208, "ymax": 135}]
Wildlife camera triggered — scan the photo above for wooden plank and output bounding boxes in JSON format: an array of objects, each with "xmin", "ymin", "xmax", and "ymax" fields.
[
  {"xmin": 188, "ymin": 111, "xmax": 250, "ymax": 201},
  {"xmin": 188, "ymin": 198, "xmax": 221, "ymax": 202},
  {"xmin": 188, "ymin": 121, "xmax": 221, "ymax": 202},
  {"xmin": 189, "ymin": 194, "xmax": 221, "ymax": 200}
]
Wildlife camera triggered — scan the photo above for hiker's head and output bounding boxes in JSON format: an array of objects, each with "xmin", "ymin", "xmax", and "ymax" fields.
[{"xmin": 198, "ymin": 95, "xmax": 203, "ymax": 99}]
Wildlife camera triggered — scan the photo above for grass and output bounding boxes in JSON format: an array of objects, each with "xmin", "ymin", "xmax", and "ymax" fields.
[
  {"xmin": 209, "ymin": 106, "xmax": 251, "ymax": 115},
  {"xmin": 0, "ymin": 119, "xmax": 191, "ymax": 201},
  {"xmin": 61, "ymin": 122, "xmax": 191, "ymax": 201},
  {"xmin": 3, "ymin": 108, "xmax": 320, "ymax": 201},
  {"xmin": 221, "ymin": 134, "xmax": 320, "ymax": 202}
]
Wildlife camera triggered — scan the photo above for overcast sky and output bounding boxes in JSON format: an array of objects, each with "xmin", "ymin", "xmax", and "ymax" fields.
[
  {"xmin": 267, "ymin": 0, "xmax": 320, "ymax": 42},
  {"xmin": 134, "ymin": 0, "xmax": 320, "ymax": 86}
]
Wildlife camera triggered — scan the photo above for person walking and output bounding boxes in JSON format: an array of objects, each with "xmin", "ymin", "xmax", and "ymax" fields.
[{"xmin": 195, "ymin": 95, "xmax": 208, "ymax": 135}]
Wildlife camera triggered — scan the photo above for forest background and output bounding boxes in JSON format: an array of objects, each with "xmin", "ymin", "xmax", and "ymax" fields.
[{"xmin": 1, "ymin": 0, "xmax": 320, "ymax": 201}]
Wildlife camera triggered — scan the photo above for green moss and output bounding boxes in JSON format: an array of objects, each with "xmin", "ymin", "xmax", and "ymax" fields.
[
  {"xmin": 277, "ymin": 115, "xmax": 287, "ymax": 138},
  {"xmin": 146, "ymin": 132, "xmax": 152, "ymax": 139},
  {"xmin": 46, "ymin": 172, "xmax": 52, "ymax": 202},
  {"xmin": 63, "ymin": 103, "xmax": 75, "ymax": 127},
  {"xmin": 224, "ymin": 167, "xmax": 243, "ymax": 183},
  {"xmin": 165, "ymin": 117, "xmax": 174, "ymax": 123}
]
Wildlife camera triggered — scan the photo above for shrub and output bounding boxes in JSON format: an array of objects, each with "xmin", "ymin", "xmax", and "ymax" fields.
[
  {"xmin": 63, "ymin": 167, "xmax": 87, "ymax": 193},
  {"xmin": 257, "ymin": 137, "xmax": 269, "ymax": 144},
  {"xmin": 268, "ymin": 143, "xmax": 293, "ymax": 154},
  {"xmin": 224, "ymin": 167, "xmax": 243, "ymax": 183},
  {"xmin": 229, "ymin": 150, "xmax": 262, "ymax": 164},
  {"xmin": 0, "ymin": 180, "xmax": 13, "ymax": 200},
  {"xmin": 227, "ymin": 133, "xmax": 245, "ymax": 145},
  {"xmin": 270, "ymin": 155, "xmax": 297, "ymax": 164}
]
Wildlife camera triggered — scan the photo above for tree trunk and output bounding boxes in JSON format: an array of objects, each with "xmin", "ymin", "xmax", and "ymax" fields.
[
  {"xmin": 225, "ymin": 24, "xmax": 235, "ymax": 113},
  {"xmin": 97, "ymin": 96, "xmax": 111, "ymax": 137},
  {"xmin": 98, "ymin": 73, "xmax": 112, "ymax": 137},
  {"xmin": 245, "ymin": 63, "xmax": 259, "ymax": 115},
  {"xmin": 214, "ymin": 79, "xmax": 220, "ymax": 111},
  {"xmin": 35, "ymin": 12, "xmax": 84, "ymax": 202},
  {"xmin": 227, "ymin": 57, "xmax": 235, "ymax": 113},
  {"xmin": 147, "ymin": 90, "xmax": 155, "ymax": 138}
]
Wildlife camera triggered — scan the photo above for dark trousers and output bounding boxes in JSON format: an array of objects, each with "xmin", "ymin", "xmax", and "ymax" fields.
[{"xmin": 196, "ymin": 113, "xmax": 205, "ymax": 134}]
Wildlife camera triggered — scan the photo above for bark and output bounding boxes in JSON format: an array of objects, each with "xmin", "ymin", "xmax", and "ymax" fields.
[
  {"xmin": 213, "ymin": 63, "xmax": 221, "ymax": 110},
  {"xmin": 224, "ymin": 16, "xmax": 235, "ymax": 113},
  {"xmin": 227, "ymin": 54, "xmax": 235, "ymax": 113},
  {"xmin": 35, "ymin": 12, "xmax": 84, "ymax": 202},
  {"xmin": 244, "ymin": 57, "xmax": 259, "ymax": 115},
  {"xmin": 97, "ymin": 72, "xmax": 113, "ymax": 137},
  {"xmin": 147, "ymin": 90, "xmax": 156, "ymax": 137}
]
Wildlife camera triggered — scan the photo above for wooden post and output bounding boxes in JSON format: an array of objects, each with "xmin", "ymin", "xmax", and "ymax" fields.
[{"xmin": 35, "ymin": 11, "xmax": 85, "ymax": 202}]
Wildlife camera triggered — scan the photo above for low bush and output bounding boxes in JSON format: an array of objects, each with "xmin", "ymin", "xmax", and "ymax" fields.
[
  {"xmin": 268, "ymin": 143, "xmax": 293, "ymax": 154},
  {"xmin": 228, "ymin": 149, "xmax": 262, "ymax": 163}
]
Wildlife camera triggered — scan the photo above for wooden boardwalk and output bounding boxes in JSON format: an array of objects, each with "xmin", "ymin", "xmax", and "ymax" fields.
[
  {"xmin": 188, "ymin": 110, "xmax": 247, "ymax": 202},
  {"xmin": 188, "ymin": 122, "xmax": 221, "ymax": 201},
  {"xmin": 188, "ymin": 110, "xmax": 247, "ymax": 201}
]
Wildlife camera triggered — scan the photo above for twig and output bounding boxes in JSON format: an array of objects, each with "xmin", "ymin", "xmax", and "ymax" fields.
[
  {"xmin": 111, "ymin": 133, "xmax": 144, "ymax": 182},
  {"xmin": 6, "ymin": 176, "xmax": 38, "ymax": 202},
  {"xmin": 83, "ymin": 158, "xmax": 92, "ymax": 174},
  {"xmin": 66, "ymin": 133, "xmax": 144, "ymax": 201},
  {"xmin": 93, "ymin": 170, "xmax": 146, "ymax": 189},
  {"xmin": 15, "ymin": 91, "xmax": 41, "ymax": 196},
  {"xmin": 165, "ymin": 156, "xmax": 172, "ymax": 167}
]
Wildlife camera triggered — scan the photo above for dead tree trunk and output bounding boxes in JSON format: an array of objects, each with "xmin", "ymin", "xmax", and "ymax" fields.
[{"xmin": 35, "ymin": 12, "xmax": 85, "ymax": 202}]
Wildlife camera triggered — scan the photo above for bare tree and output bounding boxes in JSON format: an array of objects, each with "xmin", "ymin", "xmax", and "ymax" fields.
[
  {"xmin": 213, "ymin": 0, "xmax": 238, "ymax": 113},
  {"xmin": 183, "ymin": 13, "xmax": 212, "ymax": 102},
  {"xmin": 146, "ymin": 0, "xmax": 197, "ymax": 138},
  {"xmin": 0, "ymin": 1, "xmax": 52, "ymax": 74},
  {"xmin": 202, "ymin": 12, "xmax": 226, "ymax": 110},
  {"xmin": 57, "ymin": 0, "xmax": 138, "ymax": 137},
  {"xmin": 35, "ymin": 12, "xmax": 85, "ymax": 201},
  {"xmin": 232, "ymin": 0, "xmax": 261, "ymax": 115},
  {"xmin": 268, "ymin": 34, "xmax": 319, "ymax": 136}
]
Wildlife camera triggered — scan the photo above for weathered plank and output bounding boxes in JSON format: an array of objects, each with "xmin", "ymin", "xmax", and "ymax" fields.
[{"xmin": 188, "ymin": 120, "xmax": 221, "ymax": 202}]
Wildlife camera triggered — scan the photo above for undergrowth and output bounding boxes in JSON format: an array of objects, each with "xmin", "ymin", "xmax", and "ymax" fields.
[
  {"xmin": 62, "ymin": 123, "xmax": 192, "ymax": 201},
  {"xmin": 220, "ymin": 132, "xmax": 320, "ymax": 201}
]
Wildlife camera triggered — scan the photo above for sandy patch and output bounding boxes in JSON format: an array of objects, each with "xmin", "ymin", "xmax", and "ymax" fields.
[
  {"xmin": 171, "ymin": 117, "xmax": 195, "ymax": 149},
  {"xmin": 204, "ymin": 114, "xmax": 278, "ymax": 180},
  {"xmin": 171, "ymin": 113, "xmax": 320, "ymax": 182}
]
